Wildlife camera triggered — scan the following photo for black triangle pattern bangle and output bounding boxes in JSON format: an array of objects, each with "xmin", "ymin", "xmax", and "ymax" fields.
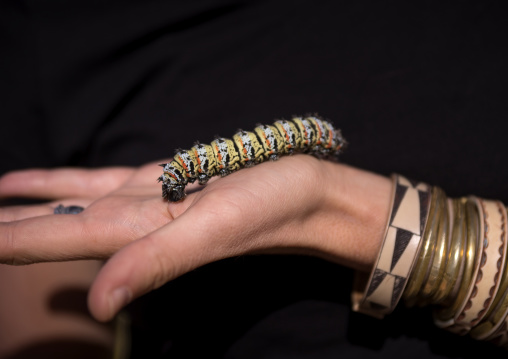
[{"xmin": 352, "ymin": 174, "xmax": 432, "ymax": 319}]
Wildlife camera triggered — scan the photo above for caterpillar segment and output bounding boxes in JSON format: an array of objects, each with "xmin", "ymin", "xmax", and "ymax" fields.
[
  {"xmin": 173, "ymin": 150, "xmax": 198, "ymax": 183},
  {"xmin": 291, "ymin": 117, "xmax": 317, "ymax": 152},
  {"xmin": 305, "ymin": 116, "xmax": 338, "ymax": 156},
  {"xmin": 211, "ymin": 137, "xmax": 241, "ymax": 177},
  {"xmin": 274, "ymin": 120, "xmax": 302, "ymax": 155},
  {"xmin": 254, "ymin": 124, "xmax": 285, "ymax": 160},
  {"xmin": 191, "ymin": 143, "xmax": 217, "ymax": 184},
  {"xmin": 306, "ymin": 116, "xmax": 326, "ymax": 149},
  {"xmin": 233, "ymin": 130, "xmax": 264, "ymax": 167},
  {"xmin": 159, "ymin": 115, "xmax": 345, "ymax": 202},
  {"xmin": 322, "ymin": 121, "xmax": 346, "ymax": 155}
]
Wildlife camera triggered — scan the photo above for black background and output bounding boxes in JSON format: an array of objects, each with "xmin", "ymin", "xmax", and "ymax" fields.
[{"xmin": 1, "ymin": 0, "xmax": 508, "ymax": 357}]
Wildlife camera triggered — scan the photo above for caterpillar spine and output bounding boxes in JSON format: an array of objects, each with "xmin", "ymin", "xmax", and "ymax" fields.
[{"xmin": 158, "ymin": 115, "xmax": 345, "ymax": 202}]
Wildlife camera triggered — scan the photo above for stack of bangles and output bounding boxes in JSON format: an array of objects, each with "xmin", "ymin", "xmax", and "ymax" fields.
[{"xmin": 352, "ymin": 174, "xmax": 508, "ymax": 348}]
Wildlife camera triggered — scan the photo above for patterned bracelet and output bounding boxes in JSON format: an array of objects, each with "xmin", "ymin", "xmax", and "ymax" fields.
[{"xmin": 352, "ymin": 174, "xmax": 431, "ymax": 318}]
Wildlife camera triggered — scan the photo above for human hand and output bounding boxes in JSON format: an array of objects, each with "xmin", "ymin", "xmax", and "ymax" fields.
[
  {"xmin": 0, "ymin": 156, "xmax": 392, "ymax": 322},
  {"xmin": 0, "ymin": 163, "xmax": 171, "ymax": 263}
]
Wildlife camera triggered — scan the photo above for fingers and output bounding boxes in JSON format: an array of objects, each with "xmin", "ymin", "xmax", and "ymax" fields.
[
  {"xmin": 0, "ymin": 213, "xmax": 121, "ymax": 265},
  {"xmin": 0, "ymin": 167, "xmax": 134, "ymax": 200},
  {"xmin": 0, "ymin": 191, "xmax": 176, "ymax": 266},
  {"xmin": 88, "ymin": 204, "xmax": 236, "ymax": 322},
  {"xmin": 0, "ymin": 161, "xmax": 178, "ymax": 266}
]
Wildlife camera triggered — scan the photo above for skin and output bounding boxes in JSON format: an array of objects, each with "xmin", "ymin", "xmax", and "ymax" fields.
[{"xmin": 0, "ymin": 155, "xmax": 391, "ymax": 323}]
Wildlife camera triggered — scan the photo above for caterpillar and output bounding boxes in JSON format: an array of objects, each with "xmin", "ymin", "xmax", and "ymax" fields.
[{"xmin": 158, "ymin": 115, "xmax": 346, "ymax": 202}]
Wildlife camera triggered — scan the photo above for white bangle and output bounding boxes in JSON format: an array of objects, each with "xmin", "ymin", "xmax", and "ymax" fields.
[{"xmin": 352, "ymin": 174, "xmax": 431, "ymax": 318}]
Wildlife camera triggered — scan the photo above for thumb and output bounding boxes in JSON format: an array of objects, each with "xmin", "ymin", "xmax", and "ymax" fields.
[{"xmin": 87, "ymin": 208, "xmax": 234, "ymax": 322}]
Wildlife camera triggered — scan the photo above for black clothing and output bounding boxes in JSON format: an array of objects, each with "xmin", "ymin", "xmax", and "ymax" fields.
[{"xmin": 1, "ymin": 1, "xmax": 507, "ymax": 357}]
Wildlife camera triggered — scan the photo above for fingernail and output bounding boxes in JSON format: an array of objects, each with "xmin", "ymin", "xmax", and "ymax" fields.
[{"xmin": 109, "ymin": 286, "xmax": 132, "ymax": 317}]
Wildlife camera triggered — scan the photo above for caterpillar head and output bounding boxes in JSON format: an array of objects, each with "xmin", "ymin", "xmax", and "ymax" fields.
[
  {"xmin": 159, "ymin": 174, "xmax": 186, "ymax": 202},
  {"xmin": 162, "ymin": 182, "xmax": 186, "ymax": 202},
  {"xmin": 159, "ymin": 163, "xmax": 187, "ymax": 202}
]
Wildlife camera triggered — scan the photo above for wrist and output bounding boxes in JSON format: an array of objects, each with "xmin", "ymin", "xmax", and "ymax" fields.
[{"xmin": 304, "ymin": 162, "xmax": 392, "ymax": 271}]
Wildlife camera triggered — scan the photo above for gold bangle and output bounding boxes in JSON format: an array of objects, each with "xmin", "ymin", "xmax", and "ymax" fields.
[
  {"xmin": 434, "ymin": 197, "xmax": 480, "ymax": 329},
  {"xmin": 431, "ymin": 198, "xmax": 467, "ymax": 305},
  {"xmin": 418, "ymin": 189, "xmax": 450, "ymax": 304},
  {"xmin": 403, "ymin": 186, "xmax": 445, "ymax": 306}
]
